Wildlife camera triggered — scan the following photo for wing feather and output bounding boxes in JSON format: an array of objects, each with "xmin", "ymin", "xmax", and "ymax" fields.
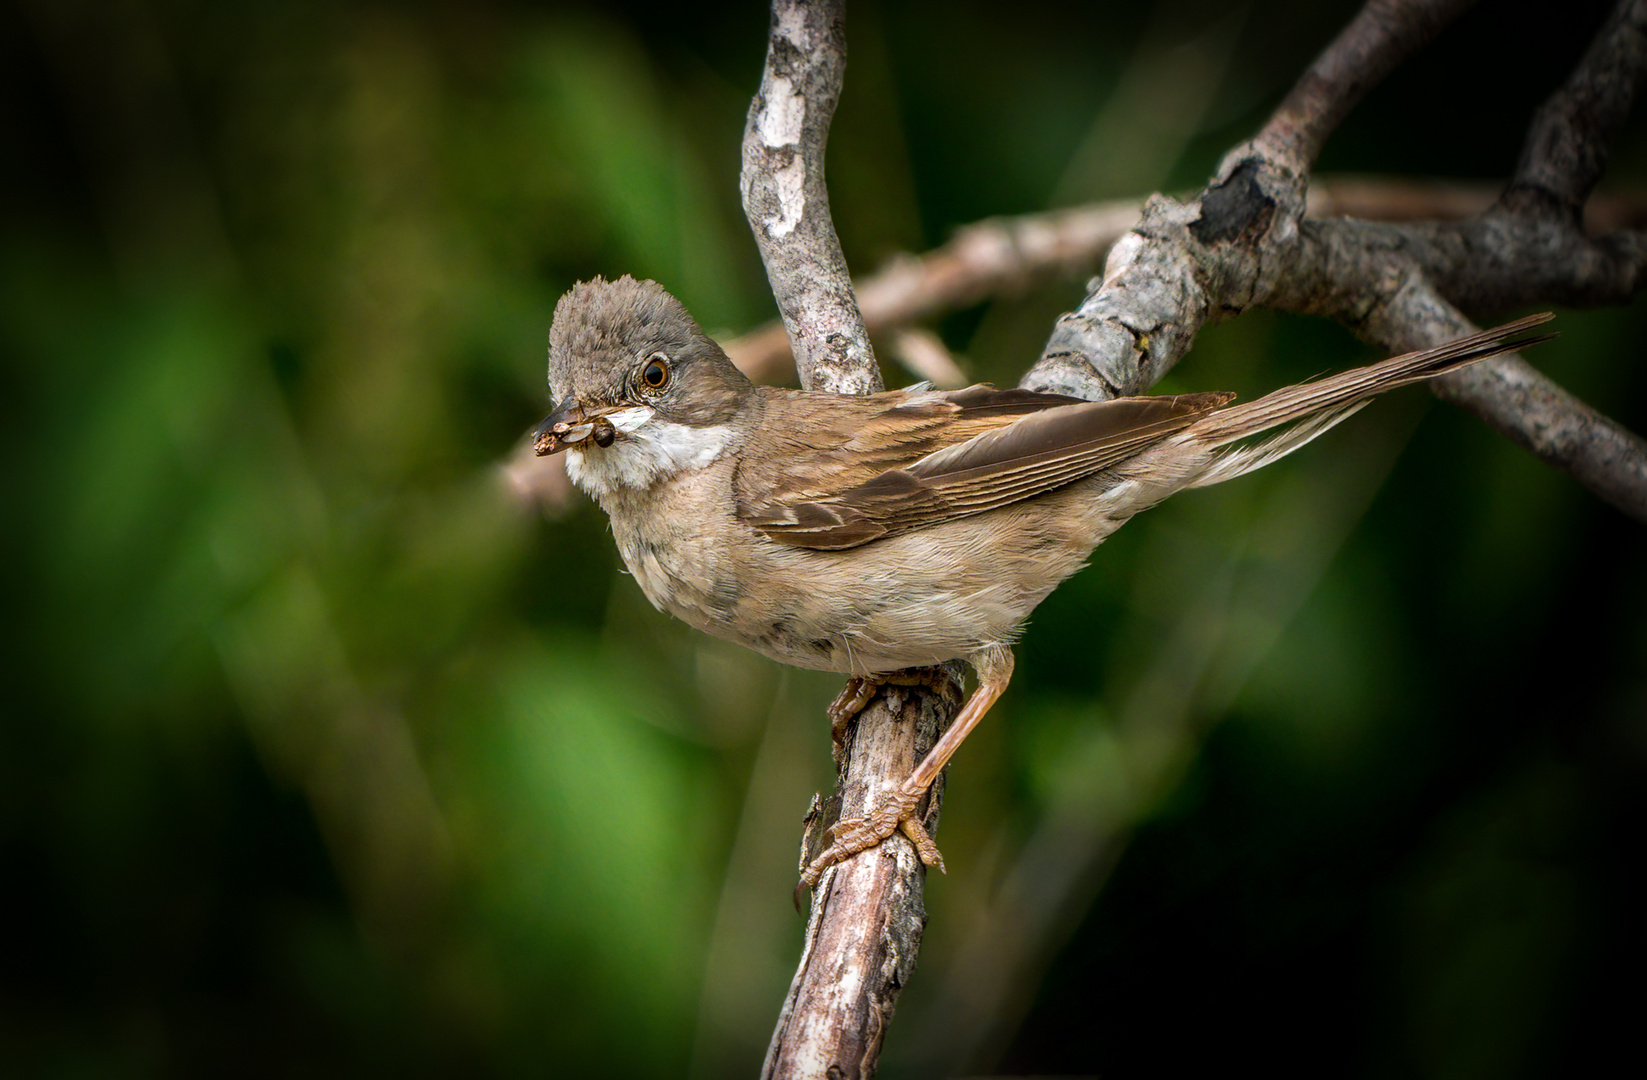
[{"xmin": 735, "ymin": 385, "xmax": 1232, "ymax": 550}]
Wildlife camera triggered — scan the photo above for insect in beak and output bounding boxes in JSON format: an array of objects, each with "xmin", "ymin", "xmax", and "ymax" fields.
[
  {"xmin": 532, "ymin": 396, "xmax": 585, "ymax": 456},
  {"xmin": 532, "ymin": 400, "xmax": 627, "ymax": 455}
]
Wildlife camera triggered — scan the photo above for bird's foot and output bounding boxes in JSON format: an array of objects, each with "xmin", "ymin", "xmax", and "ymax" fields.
[
  {"xmin": 827, "ymin": 667, "xmax": 960, "ymax": 759},
  {"xmin": 796, "ymin": 653, "xmax": 1010, "ymax": 910},
  {"xmin": 797, "ymin": 782, "xmax": 945, "ymax": 893}
]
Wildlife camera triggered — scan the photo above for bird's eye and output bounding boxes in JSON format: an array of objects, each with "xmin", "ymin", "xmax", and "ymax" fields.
[{"xmin": 640, "ymin": 354, "xmax": 671, "ymax": 390}]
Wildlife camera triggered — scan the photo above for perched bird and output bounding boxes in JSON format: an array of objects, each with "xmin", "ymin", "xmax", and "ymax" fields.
[{"xmin": 534, "ymin": 275, "xmax": 1552, "ymax": 892}]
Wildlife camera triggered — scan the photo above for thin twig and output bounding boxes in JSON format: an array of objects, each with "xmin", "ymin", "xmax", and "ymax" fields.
[
  {"xmin": 888, "ymin": 327, "xmax": 968, "ymax": 389},
  {"xmin": 1257, "ymin": 0, "xmax": 1480, "ymax": 168}
]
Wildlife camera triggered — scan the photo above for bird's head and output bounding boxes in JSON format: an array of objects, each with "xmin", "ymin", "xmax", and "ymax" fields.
[{"xmin": 536, "ymin": 276, "xmax": 756, "ymax": 496}]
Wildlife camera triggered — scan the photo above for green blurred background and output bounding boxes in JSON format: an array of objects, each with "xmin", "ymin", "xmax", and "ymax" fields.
[{"xmin": 2, "ymin": 0, "xmax": 1643, "ymax": 1076}]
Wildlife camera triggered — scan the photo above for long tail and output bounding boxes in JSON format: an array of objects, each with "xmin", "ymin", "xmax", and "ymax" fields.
[{"xmin": 1182, "ymin": 313, "xmax": 1555, "ymax": 489}]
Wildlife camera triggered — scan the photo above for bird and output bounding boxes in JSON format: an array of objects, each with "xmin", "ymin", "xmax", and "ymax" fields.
[{"xmin": 533, "ymin": 274, "xmax": 1553, "ymax": 893}]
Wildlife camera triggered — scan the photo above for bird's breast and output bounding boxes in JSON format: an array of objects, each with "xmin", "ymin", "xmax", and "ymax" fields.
[
  {"xmin": 600, "ymin": 463, "xmax": 751, "ymax": 622},
  {"xmin": 596, "ymin": 464, "xmax": 1139, "ymax": 677}
]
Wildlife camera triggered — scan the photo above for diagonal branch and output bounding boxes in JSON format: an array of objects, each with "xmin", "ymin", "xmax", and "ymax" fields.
[
  {"xmin": 1020, "ymin": 0, "xmax": 1647, "ymax": 521},
  {"xmin": 1272, "ymin": 218, "xmax": 1647, "ymax": 516},
  {"xmin": 1258, "ymin": 0, "xmax": 1481, "ymax": 168}
]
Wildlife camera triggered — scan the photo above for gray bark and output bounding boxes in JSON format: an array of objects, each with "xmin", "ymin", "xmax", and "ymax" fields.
[
  {"xmin": 742, "ymin": 4, "xmax": 949, "ymax": 1078},
  {"xmin": 1021, "ymin": 0, "xmax": 1647, "ymax": 520},
  {"xmin": 741, "ymin": 0, "xmax": 880, "ymax": 396}
]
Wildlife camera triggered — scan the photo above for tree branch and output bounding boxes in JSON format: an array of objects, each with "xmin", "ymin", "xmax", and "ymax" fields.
[
  {"xmin": 761, "ymin": 678, "xmax": 960, "ymax": 1080},
  {"xmin": 742, "ymin": 4, "xmax": 951, "ymax": 1077},
  {"xmin": 1506, "ymin": 0, "xmax": 1647, "ymax": 216},
  {"xmin": 1021, "ymin": 0, "xmax": 1647, "ymax": 521},
  {"xmin": 741, "ymin": 0, "xmax": 879, "ymax": 395}
]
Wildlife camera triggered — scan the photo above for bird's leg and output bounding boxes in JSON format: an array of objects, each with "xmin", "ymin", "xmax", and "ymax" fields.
[
  {"xmin": 801, "ymin": 648, "xmax": 1014, "ymax": 890},
  {"xmin": 826, "ymin": 666, "xmax": 960, "ymax": 762}
]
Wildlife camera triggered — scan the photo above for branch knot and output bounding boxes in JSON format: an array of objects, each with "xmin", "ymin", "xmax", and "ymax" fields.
[{"xmin": 1189, "ymin": 158, "xmax": 1278, "ymax": 246}]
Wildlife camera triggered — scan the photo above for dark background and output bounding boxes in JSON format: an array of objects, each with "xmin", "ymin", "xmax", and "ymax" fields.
[{"xmin": 2, "ymin": 0, "xmax": 1642, "ymax": 1077}]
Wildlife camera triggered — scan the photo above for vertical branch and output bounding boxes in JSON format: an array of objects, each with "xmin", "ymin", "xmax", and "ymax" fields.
[
  {"xmin": 741, "ymin": 0, "xmax": 881, "ymax": 395},
  {"xmin": 741, "ymin": 2, "xmax": 952, "ymax": 1077},
  {"xmin": 762, "ymin": 681, "xmax": 960, "ymax": 1080}
]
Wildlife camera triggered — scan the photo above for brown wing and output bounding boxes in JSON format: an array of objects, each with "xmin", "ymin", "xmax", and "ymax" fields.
[{"xmin": 735, "ymin": 384, "xmax": 1234, "ymax": 550}]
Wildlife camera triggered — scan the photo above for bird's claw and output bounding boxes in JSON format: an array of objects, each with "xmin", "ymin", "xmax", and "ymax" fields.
[
  {"xmin": 827, "ymin": 676, "xmax": 880, "ymax": 754},
  {"xmin": 794, "ymin": 786, "xmax": 945, "ymax": 907},
  {"xmin": 798, "ymin": 666, "xmax": 964, "ymax": 909},
  {"xmin": 826, "ymin": 667, "xmax": 960, "ymax": 760}
]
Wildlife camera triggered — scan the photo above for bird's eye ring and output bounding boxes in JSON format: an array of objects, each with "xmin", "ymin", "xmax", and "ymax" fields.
[{"xmin": 640, "ymin": 353, "xmax": 670, "ymax": 391}]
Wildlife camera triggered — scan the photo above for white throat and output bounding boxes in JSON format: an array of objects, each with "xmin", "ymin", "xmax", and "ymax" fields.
[{"xmin": 564, "ymin": 405, "xmax": 734, "ymax": 497}]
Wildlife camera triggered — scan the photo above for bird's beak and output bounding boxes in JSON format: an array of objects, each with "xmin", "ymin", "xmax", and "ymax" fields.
[
  {"xmin": 533, "ymin": 396, "xmax": 632, "ymax": 456},
  {"xmin": 532, "ymin": 395, "xmax": 591, "ymax": 456}
]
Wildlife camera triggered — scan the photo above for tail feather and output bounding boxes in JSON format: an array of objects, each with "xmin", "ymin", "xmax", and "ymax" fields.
[
  {"xmin": 1192, "ymin": 312, "xmax": 1548, "ymax": 447},
  {"xmin": 1179, "ymin": 315, "xmax": 1555, "ymax": 487},
  {"xmin": 1182, "ymin": 400, "xmax": 1371, "ymax": 489}
]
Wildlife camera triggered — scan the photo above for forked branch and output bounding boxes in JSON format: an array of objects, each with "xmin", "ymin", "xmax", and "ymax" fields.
[{"xmin": 1022, "ymin": 0, "xmax": 1647, "ymax": 519}]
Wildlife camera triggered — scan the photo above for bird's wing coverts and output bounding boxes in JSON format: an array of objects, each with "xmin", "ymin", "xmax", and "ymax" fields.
[{"xmin": 735, "ymin": 384, "xmax": 1232, "ymax": 550}]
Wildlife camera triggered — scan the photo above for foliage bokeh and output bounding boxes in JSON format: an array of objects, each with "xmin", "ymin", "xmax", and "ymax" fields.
[{"xmin": 2, "ymin": 0, "xmax": 1643, "ymax": 1076}]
